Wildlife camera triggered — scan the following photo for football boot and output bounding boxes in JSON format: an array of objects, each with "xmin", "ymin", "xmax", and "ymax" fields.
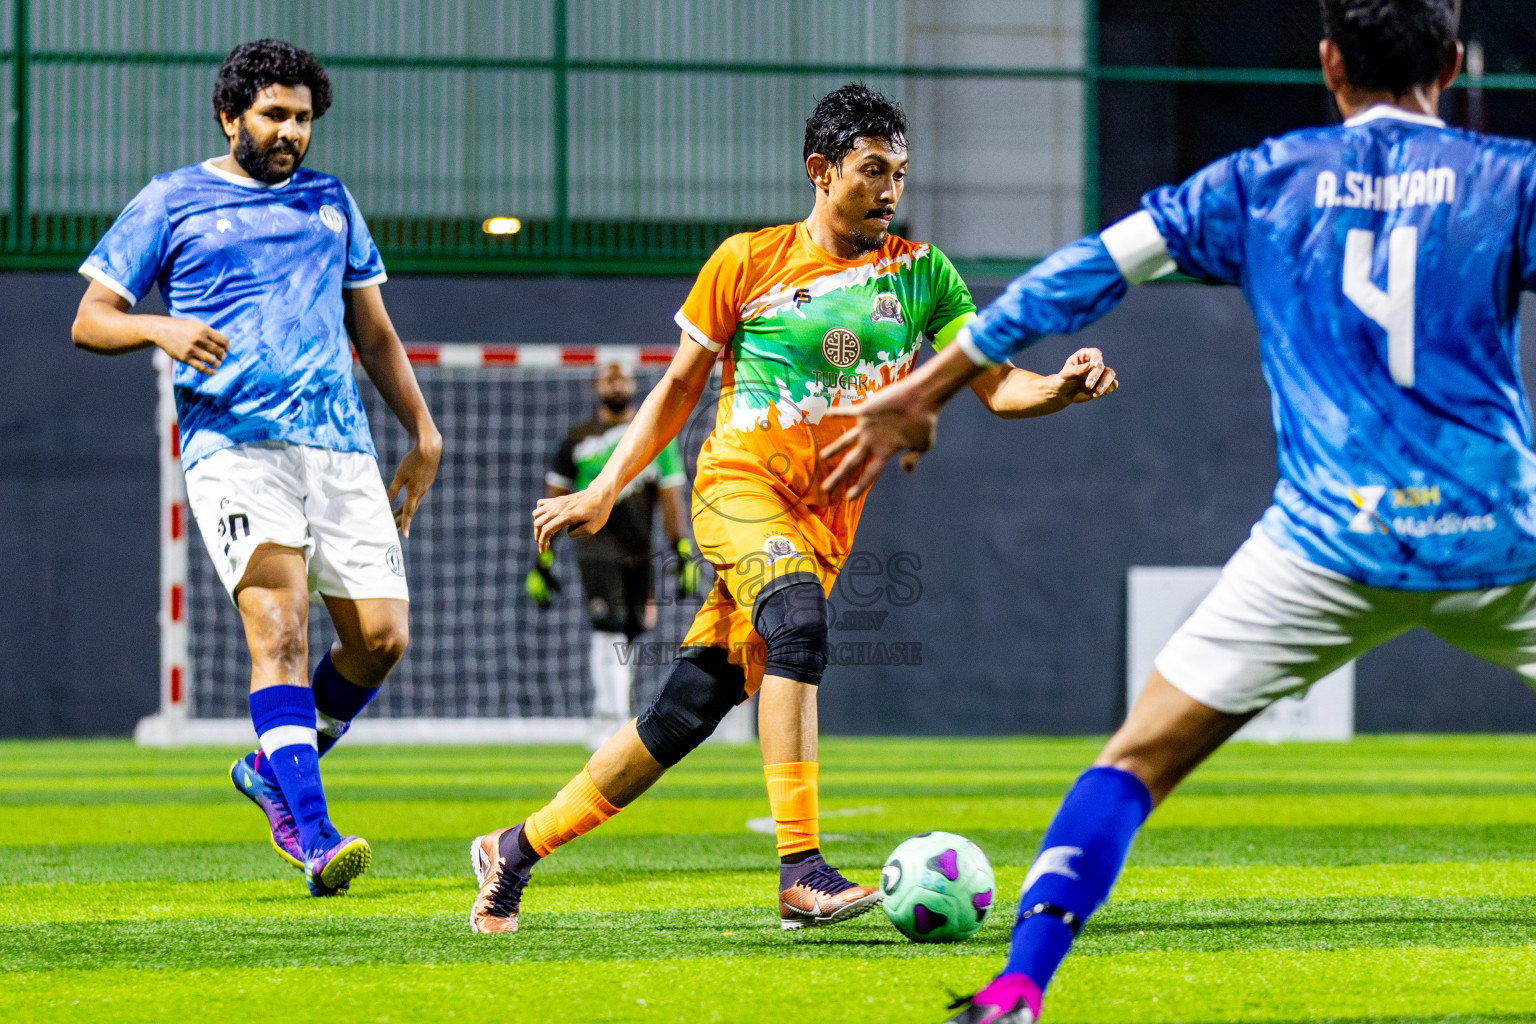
[
  {"xmin": 778, "ymin": 861, "xmax": 883, "ymax": 930},
  {"xmin": 469, "ymin": 828, "xmax": 531, "ymax": 933},
  {"xmin": 229, "ymin": 752, "xmax": 303, "ymax": 869},
  {"xmin": 304, "ymin": 832, "xmax": 371, "ymax": 897},
  {"xmin": 941, "ymin": 974, "xmax": 1042, "ymax": 1024}
]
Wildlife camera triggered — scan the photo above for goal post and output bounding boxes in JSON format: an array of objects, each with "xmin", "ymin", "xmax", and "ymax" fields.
[{"xmin": 136, "ymin": 344, "xmax": 756, "ymax": 747}]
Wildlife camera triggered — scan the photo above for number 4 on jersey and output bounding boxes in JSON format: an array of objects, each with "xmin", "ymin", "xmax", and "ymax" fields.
[{"xmin": 1342, "ymin": 226, "xmax": 1417, "ymax": 388}]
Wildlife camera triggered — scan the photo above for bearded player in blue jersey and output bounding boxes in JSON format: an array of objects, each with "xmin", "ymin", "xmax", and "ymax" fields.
[
  {"xmin": 825, "ymin": 1, "xmax": 1536, "ymax": 1020},
  {"xmin": 72, "ymin": 41, "xmax": 441, "ymax": 897}
]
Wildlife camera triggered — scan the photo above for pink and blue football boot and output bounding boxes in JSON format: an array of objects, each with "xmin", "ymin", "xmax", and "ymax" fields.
[
  {"xmin": 942, "ymin": 974, "xmax": 1043, "ymax": 1024},
  {"xmin": 230, "ymin": 752, "xmax": 304, "ymax": 869},
  {"xmin": 304, "ymin": 831, "xmax": 372, "ymax": 897}
]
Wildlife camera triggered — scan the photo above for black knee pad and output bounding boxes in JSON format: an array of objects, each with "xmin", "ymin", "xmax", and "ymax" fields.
[
  {"xmin": 635, "ymin": 647, "xmax": 747, "ymax": 768},
  {"xmin": 751, "ymin": 574, "xmax": 830, "ymax": 686}
]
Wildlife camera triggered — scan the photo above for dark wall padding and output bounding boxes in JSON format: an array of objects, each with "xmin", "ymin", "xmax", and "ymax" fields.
[{"xmin": 4, "ymin": 272, "xmax": 1533, "ymax": 735}]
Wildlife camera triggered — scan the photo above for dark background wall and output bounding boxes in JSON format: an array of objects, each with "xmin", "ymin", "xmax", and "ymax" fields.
[
  {"xmin": 2, "ymin": 274, "xmax": 163, "ymax": 736},
  {"xmin": 1097, "ymin": 0, "xmax": 1536, "ymax": 226},
  {"xmin": 5, "ymin": 272, "xmax": 1536, "ymax": 737}
]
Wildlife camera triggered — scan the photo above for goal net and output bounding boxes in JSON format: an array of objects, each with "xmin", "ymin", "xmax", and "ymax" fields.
[{"xmin": 136, "ymin": 345, "xmax": 754, "ymax": 746}]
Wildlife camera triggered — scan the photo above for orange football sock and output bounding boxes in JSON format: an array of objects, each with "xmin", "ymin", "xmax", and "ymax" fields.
[
  {"xmin": 763, "ymin": 761, "xmax": 819, "ymax": 857},
  {"xmin": 523, "ymin": 765, "xmax": 621, "ymax": 857}
]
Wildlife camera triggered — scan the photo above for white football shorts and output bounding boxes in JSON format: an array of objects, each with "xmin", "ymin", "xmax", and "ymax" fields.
[
  {"xmin": 1155, "ymin": 525, "xmax": 1536, "ymax": 714},
  {"xmin": 184, "ymin": 441, "xmax": 409, "ymax": 603}
]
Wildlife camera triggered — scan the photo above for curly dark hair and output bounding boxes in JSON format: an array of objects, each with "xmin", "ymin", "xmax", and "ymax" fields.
[
  {"xmin": 212, "ymin": 39, "xmax": 332, "ymax": 123},
  {"xmin": 1320, "ymin": 0, "xmax": 1460, "ymax": 95},
  {"xmin": 803, "ymin": 83, "xmax": 907, "ymax": 178}
]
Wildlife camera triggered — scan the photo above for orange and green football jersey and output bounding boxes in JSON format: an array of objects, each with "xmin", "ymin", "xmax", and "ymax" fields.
[
  {"xmin": 672, "ymin": 222, "xmax": 974, "ymax": 687},
  {"xmin": 675, "ymin": 221, "xmax": 976, "ymax": 530}
]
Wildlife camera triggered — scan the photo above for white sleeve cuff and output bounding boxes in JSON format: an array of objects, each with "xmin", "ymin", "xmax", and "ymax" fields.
[
  {"xmin": 1099, "ymin": 211, "xmax": 1177, "ymax": 285},
  {"xmin": 545, "ymin": 471, "xmax": 574, "ymax": 489},
  {"xmin": 674, "ymin": 310, "xmax": 723, "ymax": 352},
  {"xmin": 954, "ymin": 325, "xmax": 999, "ymax": 367},
  {"xmin": 342, "ymin": 271, "xmax": 389, "ymax": 289},
  {"xmin": 78, "ymin": 263, "xmax": 139, "ymax": 304}
]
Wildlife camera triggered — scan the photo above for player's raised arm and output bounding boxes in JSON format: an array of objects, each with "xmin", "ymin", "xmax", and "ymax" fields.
[
  {"xmin": 532, "ymin": 333, "xmax": 715, "ymax": 549},
  {"xmin": 967, "ymin": 347, "xmax": 1119, "ymax": 420},
  {"xmin": 345, "ymin": 284, "xmax": 442, "ymax": 538},
  {"xmin": 822, "ymin": 187, "xmax": 1223, "ymax": 497}
]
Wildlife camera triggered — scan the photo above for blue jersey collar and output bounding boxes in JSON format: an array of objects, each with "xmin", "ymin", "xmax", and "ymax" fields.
[
  {"xmin": 201, "ymin": 158, "xmax": 292, "ymax": 190},
  {"xmin": 1342, "ymin": 104, "xmax": 1446, "ymax": 129}
]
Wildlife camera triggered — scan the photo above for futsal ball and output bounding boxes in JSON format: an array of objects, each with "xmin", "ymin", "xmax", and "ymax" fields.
[{"xmin": 880, "ymin": 831, "xmax": 996, "ymax": 942}]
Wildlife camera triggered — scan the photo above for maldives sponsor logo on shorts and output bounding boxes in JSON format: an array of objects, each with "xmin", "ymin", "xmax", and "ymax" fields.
[{"xmin": 762, "ymin": 534, "xmax": 800, "ymax": 563}]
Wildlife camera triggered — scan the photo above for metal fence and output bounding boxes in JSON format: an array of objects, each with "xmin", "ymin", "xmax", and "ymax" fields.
[{"xmin": 4, "ymin": 0, "xmax": 1536, "ymax": 276}]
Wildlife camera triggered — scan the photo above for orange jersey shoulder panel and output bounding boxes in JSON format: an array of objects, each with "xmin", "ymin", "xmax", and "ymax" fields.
[{"xmin": 677, "ymin": 223, "xmax": 933, "ymax": 349}]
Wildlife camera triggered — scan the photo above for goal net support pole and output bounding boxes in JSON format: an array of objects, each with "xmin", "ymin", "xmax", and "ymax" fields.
[{"xmin": 135, "ymin": 351, "xmax": 192, "ymax": 746}]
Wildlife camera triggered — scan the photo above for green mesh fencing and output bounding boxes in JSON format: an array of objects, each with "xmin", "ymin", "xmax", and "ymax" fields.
[{"xmin": 3, "ymin": 0, "xmax": 1535, "ymax": 275}]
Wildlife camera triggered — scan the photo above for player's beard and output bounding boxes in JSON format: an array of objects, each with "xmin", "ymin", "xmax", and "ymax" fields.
[
  {"xmin": 233, "ymin": 121, "xmax": 305, "ymax": 184},
  {"xmin": 848, "ymin": 225, "xmax": 886, "ymax": 255},
  {"xmin": 849, "ymin": 211, "xmax": 892, "ymax": 255},
  {"xmin": 601, "ymin": 394, "xmax": 633, "ymax": 416}
]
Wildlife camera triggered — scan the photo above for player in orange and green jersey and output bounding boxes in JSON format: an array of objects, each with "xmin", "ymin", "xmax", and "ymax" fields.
[
  {"xmin": 468, "ymin": 84, "xmax": 1119, "ymax": 936},
  {"xmin": 674, "ymin": 219, "xmax": 977, "ymax": 674}
]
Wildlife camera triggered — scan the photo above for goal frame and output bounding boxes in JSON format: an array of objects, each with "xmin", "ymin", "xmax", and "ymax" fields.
[{"xmin": 135, "ymin": 343, "xmax": 755, "ymax": 747}]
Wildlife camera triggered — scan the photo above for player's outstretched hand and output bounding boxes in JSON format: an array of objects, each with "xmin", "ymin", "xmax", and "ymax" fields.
[
  {"xmin": 819, "ymin": 378, "xmax": 939, "ymax": 501},
  {"xmin": 153, "ymin": 318, "xmax": 230, "ymax": 376},
  {"xmin": 533, "ymin": 488, "xmax": 614, "ymax": 552},
  {"xmin": 387, "ymin": 430, "xmax": 443, "ymax": 539},
  {"xmin": 1055, "ymin": 346, "xmax": 1119, "ymax": 403}
]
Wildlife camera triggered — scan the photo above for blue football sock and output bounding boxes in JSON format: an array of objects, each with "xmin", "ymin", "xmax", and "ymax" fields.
[
  {"xmin": 1002, "ymin": 765, "xmax": 1152, "ymax": 988},
  {"xmin": 250, "ymin": 685, "xmax": 335, "ymax": 856},
  {"xmin": 254, "ymin": 749, "xmax": 281, "ymax": 787},
  {"xmin": 311, "ymin": 650, "xmax": 381, "ymax": 756}
]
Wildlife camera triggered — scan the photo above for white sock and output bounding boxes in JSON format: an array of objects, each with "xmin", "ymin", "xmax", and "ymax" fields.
[{"xmin": 589, "ymin": 630, "xmax": 631, "ymax": 720}]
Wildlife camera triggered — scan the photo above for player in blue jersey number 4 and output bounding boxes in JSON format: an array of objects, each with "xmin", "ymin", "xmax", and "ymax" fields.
[
  {"xmin": 72, "ymin": 41, "xmax": 442, "ymax": 897},
  {"xmin": 826, "ymin": 1, "xmax": 1536, "ymax": 1020}
]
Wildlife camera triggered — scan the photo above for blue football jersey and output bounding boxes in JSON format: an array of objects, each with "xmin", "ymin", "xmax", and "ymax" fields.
[
  {"xmin": 81, "ymin": 160, "xmax": 387, "ymax": 468},
  {"xmin": 964, "ymin": 105, "xmax": 1536, "ymax": 590}
]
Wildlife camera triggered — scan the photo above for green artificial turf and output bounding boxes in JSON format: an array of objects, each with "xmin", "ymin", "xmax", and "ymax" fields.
[{"xmin": 0, "ymin": 736, "xmax": 1533, "ymax": 1023}]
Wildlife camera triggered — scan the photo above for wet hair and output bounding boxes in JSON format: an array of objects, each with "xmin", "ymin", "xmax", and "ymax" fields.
[
  {"xmin": 803, "ymin": 83, "xmax": 907, "ymax": 177},
  {"xmin": 212, "ymin": 39, "xmax": 332, "ymax": 124},
  {"xmin": 1320, "ymin": 0, "xmax": 1460, "ymax": 95}
]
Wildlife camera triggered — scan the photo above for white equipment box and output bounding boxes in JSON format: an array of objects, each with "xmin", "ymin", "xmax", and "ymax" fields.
[{"xmin": 1126, "ymin": 566, "xmax": 1354, "ymax": 742}]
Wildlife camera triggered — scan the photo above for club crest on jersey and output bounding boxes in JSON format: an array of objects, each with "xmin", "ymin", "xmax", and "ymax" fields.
[
  {"xmin": 871, "ymin": 292, "xmax": 904, "ymax": 326},
  {"xmin": 318, "ymin": 204, "xmax": 345, "ymax": 233},
  {"xmin": 763, "ymin": 534, "xmax": 800, "ymax": 563},
  {"xmin": 822, "ymin": 327, "xmax": 861, "ymax": 369}
]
